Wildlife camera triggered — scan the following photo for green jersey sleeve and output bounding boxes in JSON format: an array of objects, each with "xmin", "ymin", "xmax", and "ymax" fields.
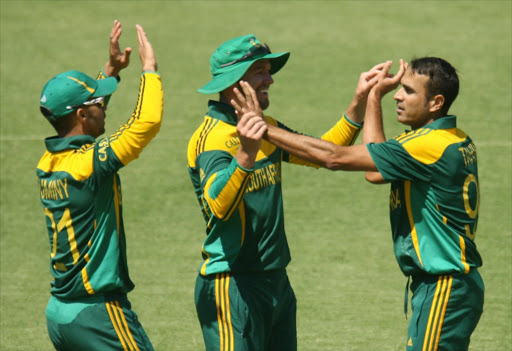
[{"xmin": 366, "ymin": 138, "xmax": 432, "ymax": 182}]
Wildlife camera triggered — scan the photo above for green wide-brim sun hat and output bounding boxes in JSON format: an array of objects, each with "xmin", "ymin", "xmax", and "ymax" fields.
[{"xmin": 197, "ymin": 34, "xmax": 290, "ymax": 94}]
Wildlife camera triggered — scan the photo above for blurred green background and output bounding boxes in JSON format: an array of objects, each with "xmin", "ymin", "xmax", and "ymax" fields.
[{"xmin": 1, "ymin": 1, "xmax": 510, "ymax": 350}]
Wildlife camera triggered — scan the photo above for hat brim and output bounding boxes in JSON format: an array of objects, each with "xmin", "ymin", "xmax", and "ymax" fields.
[
  {"xmin": 197, "ymin": 52, "xmax": 290, "ymax": 94},
  {"xmin": 92, "ymin": 76, "xmax": 118, "ymax": 97}
]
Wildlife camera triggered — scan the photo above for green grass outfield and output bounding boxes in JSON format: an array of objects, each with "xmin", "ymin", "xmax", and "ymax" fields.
[{"xmin": 1, "ymin": 1, "xmax": 510, "ymax": 350}]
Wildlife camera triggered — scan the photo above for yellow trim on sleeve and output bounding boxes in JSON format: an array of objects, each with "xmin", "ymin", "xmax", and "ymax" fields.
[
  {"xmin": 321, "ymin": 114, "xmax": 361, "ymax": 146},
  {"xmin": 204, "ymin": 167, "xmax": 250, "ymax": 219},
  {"xmin": 110, "ymin": 73, "xmax": 163, "ymax": 166}
]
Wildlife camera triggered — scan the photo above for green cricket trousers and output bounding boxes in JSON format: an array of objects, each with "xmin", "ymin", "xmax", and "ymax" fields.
[
  {"xmin": 195, "ymin": 269, "xmax": 297, "ymax": 351},
  {"xmin": 46, "ymin": 294, "xmax": 154, "ymax": 351},
  {"xmin": 406, "ymin": 269, "xmax": 484, "ymax": 351}
]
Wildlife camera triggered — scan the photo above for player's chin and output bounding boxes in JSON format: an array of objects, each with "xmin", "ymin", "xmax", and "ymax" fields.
[
  {"xmin": 396, "ymin": 115, "xmax": 408, "ymax": 126},
  {"xmin": 258, "ymin": 98, "xmax": 270, "ymax": 111},
  {"xmin": 397, "ymin": 117, "xmax": 416, "ymax": 130}
]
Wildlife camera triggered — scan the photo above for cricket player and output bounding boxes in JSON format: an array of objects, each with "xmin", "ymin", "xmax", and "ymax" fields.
[
  {"xmin": 37, "ymin": 21, "xmax": 162, "ymax": 351},
  {"xmin": 188, "ymin": 33, "xmax": 388, "ymax": 351},
  {"xmin": 233, "ymin": 57, "xmax": 484, "ymax": 351}
]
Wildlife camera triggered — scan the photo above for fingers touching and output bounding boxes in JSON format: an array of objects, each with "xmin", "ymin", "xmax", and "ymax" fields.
[{"xmin": 371, "ymin": 59, "xmax": 408, "ymax": 96}]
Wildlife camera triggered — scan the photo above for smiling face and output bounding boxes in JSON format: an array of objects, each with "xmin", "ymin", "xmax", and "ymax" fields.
[
  {"xmin": 240, "ymin": 59, "xmax": 274, "ymax": 110},
  {"xmin": 393, "ymin": 68, "xmax": 435, "ymax": 130}
]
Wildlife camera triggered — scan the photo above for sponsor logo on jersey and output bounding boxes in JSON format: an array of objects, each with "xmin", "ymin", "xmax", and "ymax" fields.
[
  {"xmin": 390, "ymin": 188, "xmax": 401, "ymax": 211},
  {"xmin": 245, "ymin": 162, "xmax": 281, "ymax": 193},
  {"xmin": 98, "ymin": 138, "xmax": 109, "ymax": 161}
]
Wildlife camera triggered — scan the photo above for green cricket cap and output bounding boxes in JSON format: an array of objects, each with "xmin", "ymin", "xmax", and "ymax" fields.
[
  {"xmin": 198, "ymin": 34, "xmax": 290, "ymax": 94},
  {"xmin": 40, "ymin": 70, "xmax": 117, "ymax": 121}
]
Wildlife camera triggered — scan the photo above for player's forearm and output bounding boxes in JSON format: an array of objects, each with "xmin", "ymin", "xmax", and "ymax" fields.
[
  {"xmin": 266, "ymin": 124, "xmax": 355, "ymax": 170},
  {"xmin": 361, "ymin": 92, "xmax": 386, "ymax": 179},
  {"xmin": 344, "ymin": 97, "xmax": 367, "ymax": 125},
  {"xmin": 363, "ymin": 90, "xmax": 386, "ymax": 144},
  {"xmin": 266, "ymin": 124, "xmax": 378, "ymax": 171},
  {"xmin": 110, "ymin": 72, "xmax": 163, "ymax": 165},
  {"xmin": 266, "ymin": 124, "xmax": 331, "ymax": 167}
]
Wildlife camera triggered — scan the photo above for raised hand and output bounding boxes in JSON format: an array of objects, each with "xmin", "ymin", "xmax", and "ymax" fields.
[
  {"xmin": 230, "ymin": 80, "xmax": 263, "ymax": 119},
  {"xmin": 136, "ymin": 24, "xmax": 157, "ymax": 72},
  {"xmin": 372, "ymin": 59, "xmax": 407, "ymax": 98},
  {"xmin": 353, "ymin": 62, "xmax": 392, "ymax": 101},
  {"xmin": 230, "ymin": 81, "xmax": 267, "ymax": 169},
  {"xmin": 104, "ymin": 20, "xmax": 132, "ymax": 77},
  {"xmin": 346, "ymin": 61, "xmax": 394, "ymax": 123}
]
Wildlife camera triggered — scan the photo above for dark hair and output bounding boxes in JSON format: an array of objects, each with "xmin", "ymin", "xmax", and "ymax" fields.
[
  {"xmin": 410, "ymin": 57, "xmax": 459, "ymax": 115},
  {"xmin": 42, "ymin": 109, "xmax": 75, "ymax": 134}
]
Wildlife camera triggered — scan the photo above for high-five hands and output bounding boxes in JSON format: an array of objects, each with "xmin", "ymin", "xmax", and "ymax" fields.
[
  {"xmin": 371, "ymin": 59, "xmax": 407, "ymax": 98},
  {"xmin": 103, "ymin": 21, "xmax": 157, "ymax": 77},
  {"xmin": 342, "ymin": 60, "xmax": 407, "ymax": 124},
  {"xmin": 105, "ymin": 20, "xmax": 132, "ymax": 77},
  {"xmin": 354, "ymin": 62, "xmax": 395, "ymax": 101},
  {"xmin": 136, "ymin": 24, "xmax": 157, "ymax": 72}
]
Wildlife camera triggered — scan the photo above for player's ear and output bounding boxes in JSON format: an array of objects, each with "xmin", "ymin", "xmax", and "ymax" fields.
[
  {"xmin": 429, "ymin": 94, "xmax": 445, "ymax": 113},
  {"xmin": 76, "ymin": 107, "xmax": 88, "ymax": 120}
]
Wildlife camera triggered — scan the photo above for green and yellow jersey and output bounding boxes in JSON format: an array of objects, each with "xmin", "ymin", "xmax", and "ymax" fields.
[
  {"xmin": 367, "ymin": 116, "xmax": 482, "ymax": 276},
  {"xmin": 37, "ymin": 72, "xmax": 163, "ymax": 299},
  {"xmin": 187, "ymin": 100, "xmax": 361, "ymax": 276}
]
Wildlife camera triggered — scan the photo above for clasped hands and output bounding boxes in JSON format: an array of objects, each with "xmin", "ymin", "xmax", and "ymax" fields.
[{"xmin": 230, "ymin": 59, "xmax": 407, "ymax": 141}]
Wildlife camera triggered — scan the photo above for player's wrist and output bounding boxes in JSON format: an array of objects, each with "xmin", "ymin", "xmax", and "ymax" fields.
[
  {"xmin": 234, "ymin": 152, "xmax": 254, "ymax": 172},
  {"xmin": 345, "ymin": 101, "xmax": 365, "ymax": 125}
]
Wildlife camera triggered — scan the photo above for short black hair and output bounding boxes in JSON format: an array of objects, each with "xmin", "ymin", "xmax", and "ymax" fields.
[
  {"xmin": 410, "ymin": 57, "xmax": 459, "ymax": 115},
  {"xmin": 44, "ymin": 109, "xmax": 75, "ymax": 134}
]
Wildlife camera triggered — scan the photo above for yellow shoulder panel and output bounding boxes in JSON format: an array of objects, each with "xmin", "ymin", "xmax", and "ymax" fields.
[
  {"xmin": 37, "ymin": 147, "xmax": 94, "ymax": 181},
  {"xmin": 188, "ymin": 116, "xmax": 278, "ymax": 167},
  {"xmin": 399, "ymin": 128, "xmax": 467, "ymax": 165}
]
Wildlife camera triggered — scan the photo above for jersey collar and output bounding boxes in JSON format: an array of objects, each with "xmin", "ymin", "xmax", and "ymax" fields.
[
  {"xmin": 424, "ymin": 115, "xmax": 457, "ymax": 130},
  {"xmin": 44, "ymin": 135, "xmax": 96, "ymax": 153},
  {"xmin": 207, "ymin": 100, "xmax": 238, "ymax": 124}
]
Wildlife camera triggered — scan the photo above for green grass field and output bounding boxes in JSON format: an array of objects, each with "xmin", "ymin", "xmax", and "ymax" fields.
[{"xmin": 1, "ymin": 1, "xmax": 510, "ymax": 350}]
